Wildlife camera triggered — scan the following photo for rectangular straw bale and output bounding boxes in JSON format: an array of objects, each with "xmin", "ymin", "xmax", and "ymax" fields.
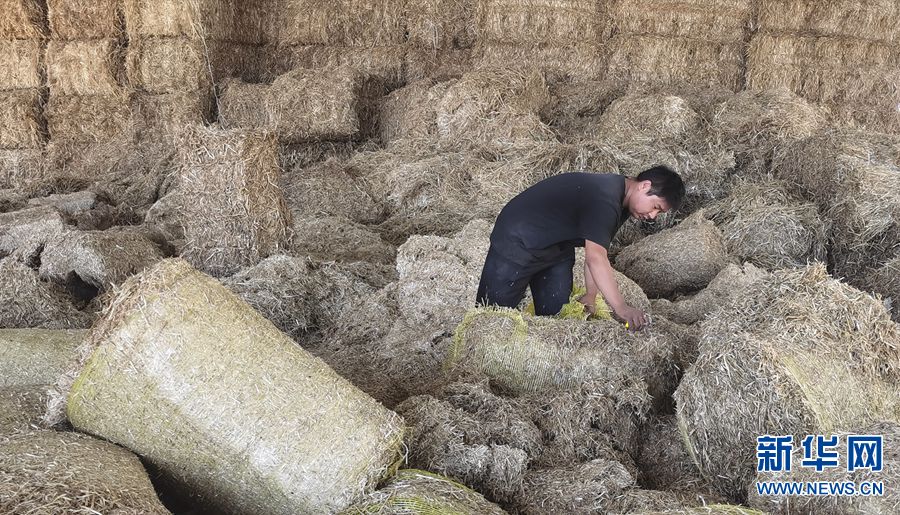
[
  {"xmin": 47, "ymin": 39, "xmax": 124, "ymax": 96},
  {"xmin": 126, "ymin": 37, "xmax": 209, "ymax": 94},
  {"xmin": 176, "ymin": 125, "xmax": 292, "ymax": 276},
  {"xmin": 476, "ymin": 43, "xmax": 607, "ymax": 83},
  {"xmin": 131, "ymin": 91, "xmax": 213, "ymax": 144},
  {"xmin": 265, "ymin": 44, "xmax": 406, "ymax": 88},
  {"xmin": 0, "ymin": 40, "xmax": 43, "ymax": 90},
  {"xmin": 46, "ymin": 94, "xmax": 132, "ymax": 144},
  {"xmin": 276, "ymin": 0, "xmax": 407, "ymax": 46},
  {"xmin": 218, "ymin": 79, "xmax": 269, "ymax": 130},
  {"xmin": 0, "ymin": 90, "xmax": 44, "ymax": 150},
  {"xmin": 48, "ymin": 0, "xmax": 123, "ymax": 39},
  {"xmin": 756, "ymin": 0, "xmax": 900, "ymax": 43},
  {"xmin": 475, "ymin": 0, "xmax": 605, "ymax": 45},
  {"xmin": 406, "ymin": 0, "xmax": 476, "ymax": 49},
  {"xmin": 603, "ymin": 34, "xmax": 744, "ymax": 91},
  {"xmin": 0, "ymin": 0, "xmax": 47, "ymax": 39},
  {"xmin": 123, "ymin": 0, "xmax": 233, "ymax": 40},
  {"xmin": 0, "ymin": 149, "xmax": 43, "ymax": 189},
  {"xmin": 607, "ymin": 0, "xmax": 751, "ymax": 43}
]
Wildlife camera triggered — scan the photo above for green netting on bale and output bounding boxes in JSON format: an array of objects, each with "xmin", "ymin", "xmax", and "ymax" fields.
[
  {"xmin": 61, "ymin": 258, "xmax": 405, "ymax": 515},
  {"xmin": 524, "ymin": 286, "xmax": 614, "ymax": 321},
  {"xmin": 342, "ymin": 469, "xmax": 506, "ymax": 515}
]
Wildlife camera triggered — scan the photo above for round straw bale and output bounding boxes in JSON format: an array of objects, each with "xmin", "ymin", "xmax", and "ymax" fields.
[
  {"xmin": 57, "ymin": 258, "xmax": 405, "ymax": 514},
  {"xmin": 0, "ymin": 430, "xmax": 168, "ymax": 514},
  {"xmin": 675, "ymin": 265, "xmax": 900, "ymax": 500},
  {"xmin": 291, "ymin": 215, "xmax": 396, "ymax": 264},
  {"xmin": 395, "ymin": 394, "xmax": 531, "ymax": 503},
  {"xmin": 0, "ymin": 329, "xmax": 84, "ymax": 387},
  {"xmin": 517, "ymin": 458, "xmax": 637, "ymax": 515},
  {"xmin": 342, "ymin": 469, "xmax": 506, "ymax": 515},
  {"xmin": 39, "ymin": 229, "xmax": 164, "ymax": 290},
  {"xmin": 282, "ymin": 158, "xmax": 385, "ymax": 224},
  {"xmin": 748, "ymin": 421, "xmax": 900, "ymax": 515},
  {"xmin": 615, "ymin": 211, "xmax": 730, "ymax": 298},
  {"xmin": 0, "ymin": 206, "xmax": 69, "ymax": 261},
  {"xmin": 705, "ymin": 178, "xmax": 827, "ymax": 269},
  {"xmin": 653, "ymin": 263, "xmax": 769, "ymax": 326},
  {"xmin": 637, "ymin": 415, "xmax": 707, "ymax": 492},
  {"xmin": 0, "ymin": 258, "xmax": 91, "ymax": 330},
  {"xmin": 0, "ymin": 385, "xmax": 49, "ymax": 432},
  {"xmin": 709, "ymin": 89, "xmax": 825, "ymax": 175}
]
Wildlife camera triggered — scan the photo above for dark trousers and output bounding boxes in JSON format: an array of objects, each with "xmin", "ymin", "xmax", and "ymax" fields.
[{"xmin": 476, "ymin": 245, "xmax": 575, "ymax": 316}]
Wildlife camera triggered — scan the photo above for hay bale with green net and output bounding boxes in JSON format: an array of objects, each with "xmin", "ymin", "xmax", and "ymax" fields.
[
  {"xmin": 291, "ymin": 215, "xmax": 396, "ymax": 264},
  {"xmin": 748, "ymin": 421, "xmax": 900, "ymax": 514},
  {"xmin": 607, "ymin": 0, "xmax": 751, "ymax": 43},
  {"xmin": 756, "ymin": 0, "xmax": 900, "ymax": 43},
  {"xmin": 709, "ymin": 89, "xmax": 825, "ymax": 175},
  {"xmin": 282, "ymin": 158, "xmax": 384, "ymax": 224},
  {"xmin": 0, "ymin": 206, "xmax": 68, "ymax": 259},
  {"xmin": 0, "ymin": 89, "xmax": 44, "ymax": 150},
  {"xmin": 48, "ymin": 0, "xmax": 122, "ymax": 39},
  {"xmin": 39, "ymin": 229, "xmax": 164, "ymax": 290},
  {"xmin": 342, "ymin": 469, "xmax": 507, "ymax": 515},
  {"xmin": 52, "ymin": 258, "xmax": 405, "ymax": 513},
  {"xmin": 0, "ymin": 258, "xmax": 92, "ymax": 329},
  {"xmin": 1, "ymin": 329, "xmax": 84, "ymax": 387},
  {"xmin": 615, "ymin": 212, "xmax": 730, "ymax": 298},
  {"xmin": 47, "ymin": 40, "xmax": 124, "ymax": 96},
  {"xmin": 176, "ymin": 125, "xmax": 292, "ymax": 277},
  {"xmin": 0, "ymin": 430, "xmax": 169, "ymax": 514},
  {"xmin": 476, "ymin": 0, "xmax": 604, "ymax": 46},
  {"xmin": 395, "ymin": 393, "xmax": 533, "ymax": 504},
  {"xmin": 773, "ymin": 129, "xmax": 900, "ymax": 280},
  {"xmin": 0, "ymin": 385, "xmax": 49, "ymax": 432},
  {"xmin": 651, "ymin": 263, "xmax": 769, "ymax": 326},
  {"xmin": 675, "ymin": 265, "xmax": 900, "ymax": 500},
  {"xmin": 705, "ymin": 178, "xmax": 827, "ymax": 269},
  {"xmin": 0, "ymin": 40, "xmax": 43, "ymax": 90}
]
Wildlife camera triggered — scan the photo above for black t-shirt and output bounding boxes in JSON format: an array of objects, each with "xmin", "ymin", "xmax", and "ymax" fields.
[{"xmin": 490, "ymin": 172, "xmax": 629, "ymax": 265}]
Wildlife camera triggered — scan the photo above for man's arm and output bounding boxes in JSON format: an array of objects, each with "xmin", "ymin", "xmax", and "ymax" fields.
[{"xmin": 581, "ymin": 240, "xmax": 648, "ymax": 330}]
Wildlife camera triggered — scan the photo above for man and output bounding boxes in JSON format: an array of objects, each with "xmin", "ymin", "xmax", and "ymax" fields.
[{"xmin": 476, "ymin": 166, "xmax": 685, "ymax": 330}]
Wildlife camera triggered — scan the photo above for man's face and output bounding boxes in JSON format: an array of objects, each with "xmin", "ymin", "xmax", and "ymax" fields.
[{"xmin": 629, "ymin": 180, "xmax": 671, "ymax": 221}]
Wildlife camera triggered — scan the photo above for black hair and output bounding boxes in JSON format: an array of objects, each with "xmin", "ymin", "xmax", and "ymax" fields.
[{"xmin": 636, "ymin": 165, "xmax": 685, "ymax": 211}]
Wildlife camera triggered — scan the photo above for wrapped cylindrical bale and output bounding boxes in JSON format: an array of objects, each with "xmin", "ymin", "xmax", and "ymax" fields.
[
  {"xmin": 0, "ymin": 89, "xmax": 44, "ymax": 150},
  {"xmin": 756, "ymin": 0, "xmax": 900, "ymax": 43},
  {"xmin": 475, "ymin": 43, "xmax": 607, "ymax": 84},
  {"xmin": 773, "ymin": 129, "xmax": 900, "ymax": 279},
  {"xmin": 637, "ymin": 415, "xmax": 707, "ymax": 492},
  {"xmin": 265, "ymin": 44, "xmax": 406, "ymax": 89},
  {"xmin": 705, "ymin": 179, "xmax": 827, "ymax": 269},
  {"xmin": 0, "ymin": 430, "xmax": 169, "ymax": 514},
  {"xmin": 176, "ymin": 125, "xmax": 292, "ymax": 277},
  {"xmin": 274, "ymin": 0, "xmax": 406, "ymax": 47},
  {"xmin": 55, "ymin": 258, "xmax": 406, "ymax": 514},
  {"xmin": 615, "ymin": 212, "xmax": 730, "ymax": 298},
  {"xmin": 709, "ymin": 89, "xmax": 826, "ymax": 175},
  {"xmin": 46, "ymin": 39, "xmax": 123, "ymax": 96},
  {"xmin": 475, "ymin": 0, "xmax": 604, "ymax": 45},
  {"xmin": 46, "ymin": 94, "xmax": 132, "ymax": 144},
  {"xmin": 0, "ymin": 0, "xmax": 47, "ymax": 39},
  {"xmin": 652, "ymin": 263, "xmax": 768, "ymax": 326},
  {"xmin": 342, "ymin": 469, "xmax": 507, "ymax": 515},
  {"xmin": 675, "ymin": 265, "xmax": 900, "ymax": 499},
  {"xmin": 0, "ymin": 206, "xmax": 67, "ymax": 258},
  {"xmin": 749, "ymin": 421, "xmax": 900, "ymax": 515},
  {"xmin": 0, "ymin": 258, "xmax": 91, "ymax": 329},
  {"xmin": 0, "ymin": 149, "xmax": 43, "ymax": 189},
  {"xmin": 131, "ymin": 91, "xmax": 213, "ymax": 145},
  {"xmin": 0, "ymin": 40, "xmax": 43, "ymax": 90},
  {"xmin": 39, "ymin": 229, "xmax": 164, "ymax": 290},
  {"xmin": 48, "ymin": 0, "xmax": 122, "ymax": 39},
  {"xmin": 0, "ymin": 329, "xmax": 84, "ymax": 387},
  {"xmin": 747, "ymin": 34, "xmax": 900, "ymax": 133},
  {"xmin": 607, "ymin": 0, "xmax": 751, "ymax": 43},
  {"xmin": 604, "ymin": 35, "xmax": 744, "ymax": 92},
  {"xmin": 0, "ymin": 385, "xmax": 49, "ymax": 431},
  {"xmin": 449, "ymin": 308, "xmax": 677, "ymax": 397},
  {"xmin": 395, "ymin": 393, "xmax": 532, "ymax": 504},
  {"xmin": 517, "ymin": 459, "xmax": 637, "ymax": 514},
  {"xmin": 291, "ymin": 215, "xmax": 396, "ymax": 264},
  {"xmin": 405, "ymin": 0, "xmax": 476, "ymax": 49},
  {"xmin": 282, "ymin": 158, "xmax": 384, "ymax": 224}
]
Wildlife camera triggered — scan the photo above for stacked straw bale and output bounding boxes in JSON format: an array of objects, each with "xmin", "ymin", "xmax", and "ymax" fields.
[
  {"xmin": 175, "ymin": 125, "xmax": 292, "ymax": 277},
  {"xmin": 607, "ymin": 0, "xmax": 751, "ymax": 43},
  {"xmin": 705, "ymin": 178, "xmax": 827, "ymax": 269},
  {"xmin": 675, "ymin": 265, "xmax": 900, "ymax": 500},
  {"xmin": 0, "ymin": 258, "xmax": 91, "ymax": 329},
  {"xmin": 615, "ymin": 212, "xmax": 730, "ymax": 298},
  {"xmin": 262, "ymin": 45, "xmax": 406, "ymax": 89},
  {"xmin": 405, "ymin": 0, "xmax": 476, "ymax": 50},
  {"xmin": 773, "ymin": 129, "xmax": 900, "ymax": 285},
  {"xmin": 0, "ymin": 430, "xmax": 169, "ymax": 514},
  {"xmin": 0, "ymin": 1, "xmax": 46, "ymax": 188},
  {"xmin": 756, "ymin": 0, "xmax": 900, "ymax": 44},
  {"xmin": 0, "ymin": 329, "xmax": 83, "ymax": 387},
  {"xmin": 55, "ymin": 258, "xmax": 406, "ymax": 514},
  {"xmin": 0, "ymin": 385, "xmax": 49, "ymax": 432},
  {"xmin": 220, "ymin": 67, "xmax": 383, "ymax": 142},
  {"xmin": 271, "ymin": 0, "xmax": 406, "ymax": 47},
  {"xmin": 343, "ymin": 469, "xmax": 506, "ymax": 515},
  {"xmin": 747, "ymin": 30, "xmax": 900, "ymax": 133},
  {"xmin": 749, "ymin": 421, "xmax": 900, "ymax": 514}
]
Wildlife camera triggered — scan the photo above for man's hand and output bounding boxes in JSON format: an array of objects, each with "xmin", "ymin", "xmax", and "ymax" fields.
[
  {"xmin": 613, "ymin": 304, "xmax": 649, "ymax": 331},
  {"xmin": 577, "ymin": 294, "xmax": 597, "ymax": 316}
]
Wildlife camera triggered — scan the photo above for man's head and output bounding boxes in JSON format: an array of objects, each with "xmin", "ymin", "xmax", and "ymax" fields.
[{"xmin": 626, "ymin": 166, "xmax": 685, "ymax": 221}]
